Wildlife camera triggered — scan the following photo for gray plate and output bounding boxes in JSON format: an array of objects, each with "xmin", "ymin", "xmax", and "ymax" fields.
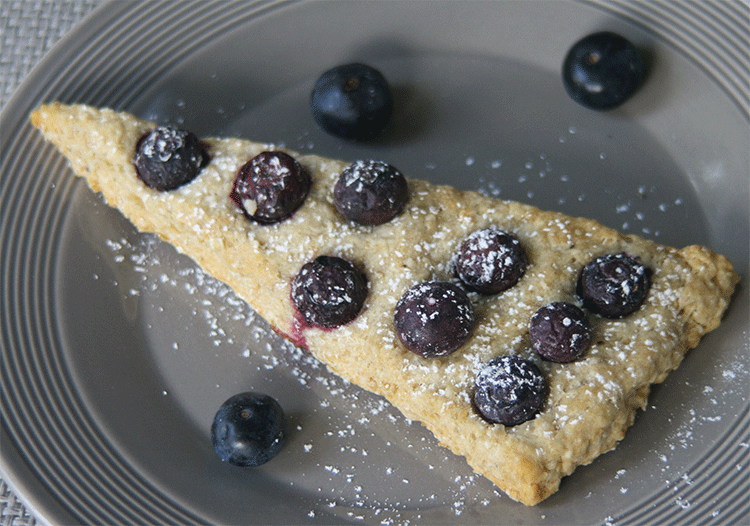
[{"xmin": 1, "ymin": 1, "xmax": 748, "ymax": 524}]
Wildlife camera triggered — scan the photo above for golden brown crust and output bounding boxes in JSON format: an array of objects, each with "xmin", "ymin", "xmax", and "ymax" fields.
[{"xmin": 31, "ymin": 102, "xmax": 739, "ymax": 505}]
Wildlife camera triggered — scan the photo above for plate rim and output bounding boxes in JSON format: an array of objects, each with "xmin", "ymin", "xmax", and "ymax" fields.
[{"xmin": 1, "ymin": 1, "xmax": 748, "ymax": 524}]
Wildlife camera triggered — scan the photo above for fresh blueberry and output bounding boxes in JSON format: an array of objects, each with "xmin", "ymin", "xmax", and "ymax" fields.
[
  {"xmin": 473, "ymin": 355, "xmax": 547, "ymax": 426},
  {"xmin": 394, "ymin": 281, "xmax": 474, "ymax": 358},
  {"xmin": 211, "ymin": 392, "xmax": 286, "ymax": 467},
  {"xmin": 578, "ymin": 253, "xmax": 651, "ymax": 318},
  {"xmin": 291, "ymin": 255, "xmax": 368, "ymax": 329},
  {"xmin": 230, "ymin": 151, "xmax": 311, "ymax": 224},
  {"xmin": 562, "ymin": 31, "xmax": 645, "ymax": 110},
  {"xmin": 454, "ymin": 228, "xmax": 528, "ymax": 295},
  {"xmin": 333, "ymin": 160, "xmax": 408, "ymax": 225},
  {"xmin": 310, "ymin": 63, "xmax": 394, "ymax": 140},
  {"xmin": 530, "ymin": 302, "xmax": 592, "ymax": 363},
  {"xmin": 134, "ymin": 125, "xmax": 209, "ymax": 191}
]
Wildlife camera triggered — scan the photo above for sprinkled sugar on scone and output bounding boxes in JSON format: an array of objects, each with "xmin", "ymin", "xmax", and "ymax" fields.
[{"xmin": 30, "ymin": 102, "xmax": 738, "ymax": 505}]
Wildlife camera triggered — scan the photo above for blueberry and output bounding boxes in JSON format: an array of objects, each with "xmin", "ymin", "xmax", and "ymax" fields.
[
  {"xmin": 473, "ymin": 355, "xmax": 547, "ymax": 426},
  {"xmin": 134, "ymin": 125, "xmax": 209, "ymax": 191},
  {"xmin": 454, "ymin": 228, "xmax": 528, "ymax": 295},
  {"xmin": 333, "ymin": 160, "xmax": 408, "ymax": 225},
  {"xmin": 578, "ymin": 253, "xmax": 651, "ymax": 318},
  {"xmin": 530, "ymin": 302, "xmax": 592, "ymax": 363},
  {"xmin": 291, "ymin": 255, "xmax": 368, "ymax": 329},
  {"xmin": 562, "ymin": 31, "xmax": 645, "ymax": 111},
  {"xmin": 230, "ymin": 151, "xmax": 311, "ymax": 224},
  {"xmin": 394, "ymin": 281, "xmax": 474, "ymax": 358},
  {"xmin": 310, "ymin": 63, "xmax": 394, "ymax": 140},
  {"xmin": 211, "ymin": 392, "xmax": 286, "ymax": 467}
]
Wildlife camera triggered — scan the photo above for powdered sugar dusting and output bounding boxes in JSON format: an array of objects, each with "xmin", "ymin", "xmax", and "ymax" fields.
[
  {"xmin": 70, "ymin": 102, "xmax": 741, "ymax": 522},
  {"xmin": 97, "ymin": 221, "xmax": 742, "ymax": 523},
  {"xmin": 99, "ymin": 230, "xmax": 505, "ymax": 523}
]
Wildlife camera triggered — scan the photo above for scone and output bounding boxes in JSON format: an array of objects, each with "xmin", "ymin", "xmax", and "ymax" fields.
[{"xmin": 30, "ymin": 102, "xmax": 738, "ymax": 506}]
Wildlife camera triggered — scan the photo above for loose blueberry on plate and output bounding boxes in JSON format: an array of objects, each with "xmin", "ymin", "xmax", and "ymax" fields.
[
  {"xmin": 562, "ymin": 31, "xmax": 645, "ymax": 111},
  {"xmin": 473, "ymin": 355, "xmax": 547, "ymax": 426},
  {"xmin": 530, "ymin": 302, "xmax": 592, "ymax": 363},
  {"xmin": 394, "ymin": 281, "xmax": 475, "ymax": 358},
  {"xmin": 578, "ymin": 253, "xmax": 651, "ymax": 318},
  {"xmin": 333, "ymin": 160, "xmax": 408, "ymax": 225},
  {"xmin": 291, "ymin": 255, "xmax": 368, "ymax": 329},
  {"xmin": 211, "ymin": 392, "xmax": 286, "ymax": 467},
  {"xmin": 134, "ymin": 125, "xmax": 209, "ymax": 191},
  {"xmin": 230, "ymin": 151, "xmax": 311, "ymax": 224},
  {"xmin": 454, "ymin": 228, "xmax": 528, "ymax": 295},
  {"xmin": 310, "ymin": 63, "xmax": 394, "ymax": 140}
]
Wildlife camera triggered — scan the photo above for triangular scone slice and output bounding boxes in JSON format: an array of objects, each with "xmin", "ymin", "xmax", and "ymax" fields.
[{"xmin": 31, "ymin": 102, "xmax": 738, "ymax": 505}]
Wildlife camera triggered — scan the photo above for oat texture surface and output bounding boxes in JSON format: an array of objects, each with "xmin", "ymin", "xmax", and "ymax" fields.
[{"xmin": 31, "ymin": 102, "xmax": 738, "ymax": 505}]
